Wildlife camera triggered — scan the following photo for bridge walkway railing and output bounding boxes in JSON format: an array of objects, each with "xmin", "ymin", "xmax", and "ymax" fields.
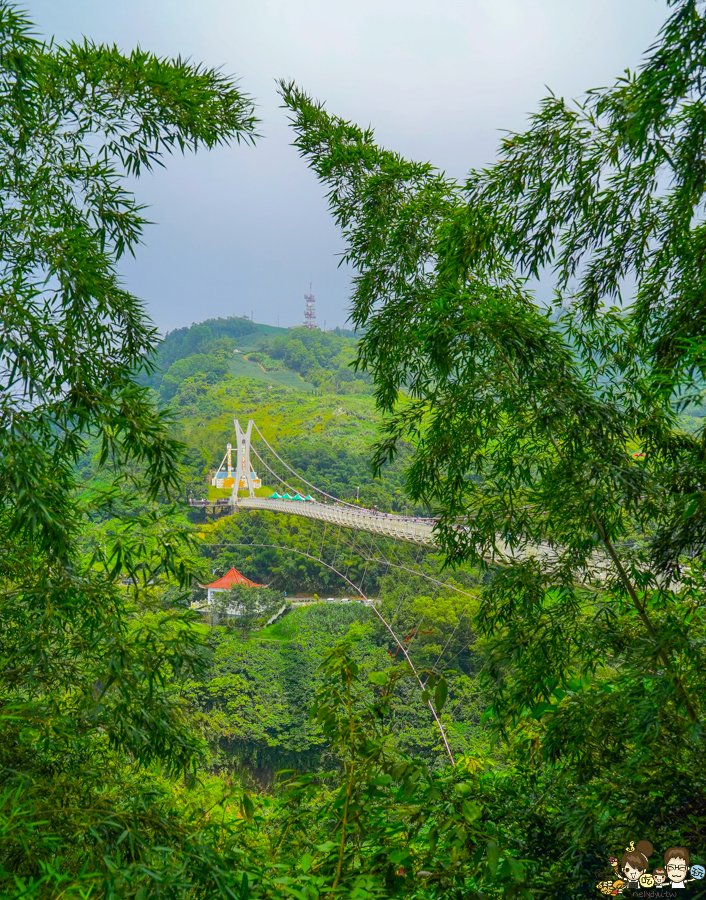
[
  {"xmin": 235, "ymin": 497, "xmax": 436, "ymax": 546},
  {"xmin": 189, "ymin": 497, "xmax": 617, "ymax": 582}
]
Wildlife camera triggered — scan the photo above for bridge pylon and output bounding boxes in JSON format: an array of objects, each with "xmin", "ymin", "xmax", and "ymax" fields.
[
  {"xmin": 211, "ymin": 419, "xmax": 262, "ymax": 499},
  {"xmin": 234, "ymin": 418, "xmax": 260, "ymax": 500}
]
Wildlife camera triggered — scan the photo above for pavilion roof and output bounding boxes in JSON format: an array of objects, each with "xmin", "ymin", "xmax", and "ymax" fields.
[{"xmin": 205, "ymin": 567, "xmax": 263, "ymax": 590}]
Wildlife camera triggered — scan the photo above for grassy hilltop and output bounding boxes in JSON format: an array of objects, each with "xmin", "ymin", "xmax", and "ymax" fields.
[{"xmin": 150, "ymin": 316, "xmax": 369, "ymax": 401}]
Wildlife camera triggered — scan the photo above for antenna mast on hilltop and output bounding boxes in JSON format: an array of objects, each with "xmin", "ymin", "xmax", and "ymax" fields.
[{"xmin": 303, "ymin": 282, "xmax": 317, "ymax": 330}]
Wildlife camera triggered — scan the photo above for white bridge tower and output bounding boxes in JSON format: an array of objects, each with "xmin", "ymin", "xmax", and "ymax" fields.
[
  {"xmin": 211, "ymin": 418, "xmax": 261, "ymax": 499},
  {"xmin": 234, "ymin": 418, "xmax": 260, "ymax": 499}
]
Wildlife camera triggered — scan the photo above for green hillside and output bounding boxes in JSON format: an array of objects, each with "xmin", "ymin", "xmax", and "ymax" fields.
[
  {"xmin": 228, "ymin": 352, "xmax": 315, "ymax": 392},
  {"xmin": 145, "ymin": 316, "xmax": 423, "ymax": 515},
  {"xmin": 148, "ymin": 316, "xmax": 370, "ymax": 402}
]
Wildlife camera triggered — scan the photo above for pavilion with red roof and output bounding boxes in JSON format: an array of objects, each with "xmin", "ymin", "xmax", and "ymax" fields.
[{"xmin": 204, "ymin": 567, "xmax": 264, "ymax": 604}]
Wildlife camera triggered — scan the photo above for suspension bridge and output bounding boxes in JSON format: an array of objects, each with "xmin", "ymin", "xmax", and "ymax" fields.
[
  {"xmin": 187, "ymin": 418, "xmax": 616, "ymax": 767},
  {"xmin": 185, "ymin": 418, "xmax": 684, "ymax": 767},
  {"xmin": 187, "ymin": 417, "xmax": 615, "ymax": 579},
  {"xmin": 189, "ymin": 418, "xmax": 438, "ymax": 545}
]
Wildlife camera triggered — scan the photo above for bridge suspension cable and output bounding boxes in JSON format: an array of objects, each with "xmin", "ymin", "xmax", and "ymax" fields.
[
  {"xmin": 249, "ymin": 443, "xmax": 313, "ymax": 501},
  {"xmin": 251, "ymin": 421, "xmax": 361, "ymax": 509}
]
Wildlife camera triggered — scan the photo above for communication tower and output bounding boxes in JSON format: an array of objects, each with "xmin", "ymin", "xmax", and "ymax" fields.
[{"xmin": 303, "ymin": 282, "xmax": 317, "ymax": 329}]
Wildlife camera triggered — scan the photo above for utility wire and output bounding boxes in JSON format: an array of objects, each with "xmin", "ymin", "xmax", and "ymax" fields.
[{"xmin": 209, "ymin": 539, "xmax": 455, "ymax": 766}]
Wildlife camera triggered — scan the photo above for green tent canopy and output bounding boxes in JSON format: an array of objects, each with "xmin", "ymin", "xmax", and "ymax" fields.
[
  {"xmin": 282, "ymin": 492, "xmax": 293, "ymax": 500},
  {"xmin": 268, "ymin": 492, "xmax": 282, "ymax": 499}
]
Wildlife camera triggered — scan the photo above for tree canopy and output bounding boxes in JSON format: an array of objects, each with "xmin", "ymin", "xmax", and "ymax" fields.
[
  {"xmin": 280, "ymin": 0, "xmax": 706, "ymax": 889},
  {"xmin": 0, "ymin": 4, "xmax": 259, "ymax": 895}
]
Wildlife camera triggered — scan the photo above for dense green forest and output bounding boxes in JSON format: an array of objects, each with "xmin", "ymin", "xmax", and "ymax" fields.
[
  {"xmin": 2, "ymin": 2, "xmax": 706, "ymax": 899},
  {"xmin": 148, "ymin": 317, "xmax": 371, "ymax": 401}
]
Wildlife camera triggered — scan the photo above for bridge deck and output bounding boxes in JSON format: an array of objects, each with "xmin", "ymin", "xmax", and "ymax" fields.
[
  {"xmin": 231, "ymin": 498, "xmax": 621, "ymax": 581},
  {"xmin": 189, "ymin": 497, "xmax": 618, "ymax": 582},
  {"xmin": 236, "ymin": 497, "xmax": 436, "ymax": 545}
]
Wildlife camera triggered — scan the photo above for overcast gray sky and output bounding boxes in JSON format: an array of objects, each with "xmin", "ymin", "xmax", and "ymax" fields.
[{"xmin": 28, "ymin": 0, "xmax": 668, "ymax": 333}]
